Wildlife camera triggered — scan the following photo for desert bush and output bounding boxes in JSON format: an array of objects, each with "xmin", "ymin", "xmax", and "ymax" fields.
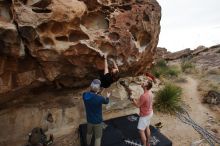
[
  {"xmin": 151, "ymin": 67, "xmax": 161, "ymax": 78},
  {"xmin": 181, "ymin": 60, "xmax": 195, "ymax": 72},
  {"xmin": 151, "ymin": 66, "xmax": 168, "ymax": 78},
  {"xmin": 156, "ymin": 59, "xmax": 167, "ymax": 68},
  {"xmin": 175, "ymin": 77, "xmax": 187, "ymax": 83},
  {"xmin": 151, "ymin": 60, "xmax": 180, "ymax": 78},
  {"xmin": 207, "ymin": 68, "xmax": 220, "ymax": 75},
  {"xmin": 154, "ymin": 83, "xmax": 183, "ymax": 114},
  {"xmin": 151, "ymin": 60, "xmax": 167, "ymax": 78},
  {"xmin": 166, "ymin": 67, "xmax": 180, "ymax": 77},
  {"xmin": 208, "ymin": 83, "xmax": 219, "ymax": 91}
]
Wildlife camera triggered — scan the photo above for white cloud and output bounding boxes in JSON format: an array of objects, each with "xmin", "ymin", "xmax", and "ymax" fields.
[{"xmin": 157, "ymin": 0, "xmax": 220, "ymax": 52}]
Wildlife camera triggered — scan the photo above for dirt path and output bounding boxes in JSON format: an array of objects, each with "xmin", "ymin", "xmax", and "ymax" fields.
[
  {"xmin": 180, "ymin": 76, "xmax": 218, "ymax": 121},
  {"xmin": 152, "ymin": 75, "xmax": 220, "ymax": 146}
]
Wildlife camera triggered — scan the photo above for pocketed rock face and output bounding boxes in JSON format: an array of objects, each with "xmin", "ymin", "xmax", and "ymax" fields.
[
  {"xmin": 0, "ymin": 0, "xmax": 161, "ymax": 94},
  {"xmin": 0, "ymin": 0, "xmax": 24, "ymax": 58}
]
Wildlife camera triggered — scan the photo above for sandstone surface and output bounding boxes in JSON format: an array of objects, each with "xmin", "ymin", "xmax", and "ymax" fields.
[{"xmin": 0, "ymin": 0, "xmax": 161, "ymax": 94}]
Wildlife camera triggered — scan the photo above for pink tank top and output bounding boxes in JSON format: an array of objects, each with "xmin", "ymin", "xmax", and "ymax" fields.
[{"xmin": 139, "ymin": 91, "xmax": 153, "ymax": 117}]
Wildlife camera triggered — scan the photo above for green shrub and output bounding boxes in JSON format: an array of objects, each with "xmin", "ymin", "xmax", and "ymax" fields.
[
  {"xmin": 154, "ymin": 84, "xmax": 182, "ymax": 114},
  {"xmin": 151, "ymin": 62, "xmax": 180, "ymax": 78},
  {"xmin": 166, "ymin": 67, "xmax": 180, "ymax": 77},
  {"xmin": 151, "ymin": 67, "xmax": 161, "ymax": 78},
  {"xmin": 156, "ymin": 59, "xmax": 167, "ymax": 68},
  {"xmin": 181, "ymin": 61, "xmax": 194, "ymax": 72},
  {"xmin": 152, "ymin": 67, "xmax": 168, "ymax": 77}
]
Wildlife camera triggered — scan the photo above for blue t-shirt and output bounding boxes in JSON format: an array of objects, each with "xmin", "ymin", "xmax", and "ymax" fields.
[{"xmin": 83, "ymin": 91, "xmax": 109, "ymax": 124}]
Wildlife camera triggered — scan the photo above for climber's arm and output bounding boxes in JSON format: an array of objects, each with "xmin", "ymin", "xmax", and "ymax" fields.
[
  {"xmin": 104, "ymin": 54, "xmax": 109, "ymax": 75},
  {"xmin": 112, "ymin": 59, "xmax": 119, "ymax": 72}
]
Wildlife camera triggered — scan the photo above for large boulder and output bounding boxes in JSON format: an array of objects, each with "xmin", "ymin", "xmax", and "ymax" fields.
[
  {"xmin": 192, "ymin": 45, "xmax": 220, "ymax": 69},
  {"xmin": 203, "ymin": 90, "xmax": 220, "ymax": 105},
  {"xmin": 0, "ymin": 0, "xmax": 161, "ymax": 94},
  {"xmin": 0, "ymin": 1, "xmax": 24, "ymax": 58},
  {"xmin": 154, "ymin": 47, "xmax": 170, "ymax": 60},
  {"xmin": 164, "ymin": 48, "xmax": 192, "ymax": 60},
  {"xmin": 191, "ymin": 45, "xmax": 208, "ymax": 56}
]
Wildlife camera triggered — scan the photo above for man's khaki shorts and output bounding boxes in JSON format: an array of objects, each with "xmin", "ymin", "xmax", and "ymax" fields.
[{"xmin": 87, "ymin": 123, "xmax": 103, "ymax": 138}]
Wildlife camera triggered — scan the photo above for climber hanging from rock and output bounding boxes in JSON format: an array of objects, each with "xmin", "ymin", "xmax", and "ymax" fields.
[{"xmin": 100, "ymin": 53, "xmax": 120, "ymax": 89}]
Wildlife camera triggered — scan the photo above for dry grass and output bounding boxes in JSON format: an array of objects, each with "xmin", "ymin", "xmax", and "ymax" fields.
[
  {"xmin": 151, "ymin": 60, "xmax": 181, "ymax": 78},
  {"xmin": 181, "ymin": 60, "xmax": 195, "ymax": 73},
  {"xmin": 206, "ymin": 68, "xmax": 220, "ymax": 75},
  {"xmin": 198, "ymin": 79, "xmax": 220, "ymax": 94},
  {"xmin": 197, "ymin": 67, "xmax": 220, "ymax": 93},
  {"xmin": 174, "ymin": 76, "xmax": 188, "ymax": 83}
]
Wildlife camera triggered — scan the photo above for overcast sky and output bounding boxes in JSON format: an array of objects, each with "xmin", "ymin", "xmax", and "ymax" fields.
[{"xmin": 157, "ymin": 0, "xmax": 220, "ymax": 52}]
